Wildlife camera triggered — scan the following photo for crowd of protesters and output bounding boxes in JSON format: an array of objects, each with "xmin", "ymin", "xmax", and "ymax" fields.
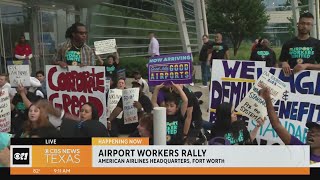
[{"xmin": 1, "ymin": 11, "xmax": 320, "ymax": 166}]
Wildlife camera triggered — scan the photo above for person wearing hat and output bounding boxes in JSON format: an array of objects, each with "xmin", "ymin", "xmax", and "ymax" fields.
[
  {"xmin": 133, "ymin": 70, "xmax": 149, "ymax": 95},
  {"xmin": 260, "ymin": 87, "xmax": 320, "ymax": 164}
]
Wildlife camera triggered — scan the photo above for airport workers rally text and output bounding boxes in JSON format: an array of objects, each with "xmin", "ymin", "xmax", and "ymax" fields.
[
  {"xmin": 99, "ymin": 148, "xmax": 207, "ymax": 157},
  {"xmin": 97, "ymin": 148, "xmax": 225, "ymax": 164}
]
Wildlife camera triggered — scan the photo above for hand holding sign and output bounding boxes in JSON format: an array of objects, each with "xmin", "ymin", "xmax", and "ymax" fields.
[
  {"xmin": 133, "ymin": 101, "xmax": 143, "ymax": 112},
  {"xmin": 235, "ymin": 70, "xmax": 286, "ymax": 121},
  {"xmin": 256, "ymin": 117, "xmax": 266, "ymax": 127},
  {"xmin": 293, "ymin": 64, "xmax": 308, "ymax": 74},
  {"xmin": 171, "ymin": 81, "xmax": 182, "ymax": 92},
  {"xmin": 155, "ymin": 83, "xmax": 165, "ymax": 90},
  {"xmin": 16, "ymin": 84, "xmax": 25, "ymax": 95},
  {"xmin": 282, "ymin": 62, "xmax": 291, "ymax": 76},
  {"xmin": 259, "ymin": 87, "xmax": 271, "ymax": 101}
]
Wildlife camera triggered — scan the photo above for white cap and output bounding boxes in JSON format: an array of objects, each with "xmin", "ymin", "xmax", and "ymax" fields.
[{"xmin": 30, "ymin": 77, "xmax": 41, "ymax": 87}]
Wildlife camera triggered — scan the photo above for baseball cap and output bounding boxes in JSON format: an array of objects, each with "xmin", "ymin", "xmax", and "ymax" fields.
[
  {"xmin": 30, "ymin": 77, "xmax": 42, "ymax": 87},
  {"xmin": 306, "ymin": 121, "xmax": 320, "ymax": 129}
]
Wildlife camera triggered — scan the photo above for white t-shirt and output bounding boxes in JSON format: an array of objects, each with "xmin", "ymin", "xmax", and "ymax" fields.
[{"xmin": 148, "ymin": 37, "xmax": 160, "ymax": 56}]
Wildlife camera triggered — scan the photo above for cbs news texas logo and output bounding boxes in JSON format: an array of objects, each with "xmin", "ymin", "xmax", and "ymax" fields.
[
  {"xmin": 10, "ymin": 145, "xmax": 32, "ymax": 167},
  {"xmin": 10, "ymin": 145, "xmax": 89, "ymax": 168}
]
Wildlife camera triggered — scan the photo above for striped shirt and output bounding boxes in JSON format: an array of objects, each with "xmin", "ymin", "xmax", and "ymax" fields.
[{"xmin": 53, "ymin": 40, "xmax": 95, "ymax": 66}]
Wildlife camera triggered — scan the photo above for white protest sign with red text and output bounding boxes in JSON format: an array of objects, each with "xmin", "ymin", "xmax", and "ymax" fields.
[{"xmin": 46, "ymin": 65, "xmax": 107, "ymax": 125}]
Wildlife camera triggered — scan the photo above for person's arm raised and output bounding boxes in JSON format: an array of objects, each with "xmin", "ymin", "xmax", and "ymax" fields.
[
  {"xmin": 151, "ymin": 83, "xmax": 164, "ymax": 108},
  {"xmin": 172, "ymin": 83, "xmax": 188, "ymax": 117},
  {"xmin": 259, "ymin": 87, "xmax": 291, "ymax": 144}
]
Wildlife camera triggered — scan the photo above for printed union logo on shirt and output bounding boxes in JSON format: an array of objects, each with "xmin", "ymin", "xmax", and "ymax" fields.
[
  {"xmin": 66, "ymin": 51, "xmax": 81, "ymax": 64},
  {"xmin": 289, "ymin": 47, "xmax": 314, "ymax": 59}
]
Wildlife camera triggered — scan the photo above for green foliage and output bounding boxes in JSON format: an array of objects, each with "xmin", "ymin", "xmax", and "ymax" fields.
[
  {"xmin": 206, "ymin": 0, "xmax": 269, "ymax": 56},
  {"xmin": 118, "ymin": 57, "xmax": 149, "ymax": 78}
]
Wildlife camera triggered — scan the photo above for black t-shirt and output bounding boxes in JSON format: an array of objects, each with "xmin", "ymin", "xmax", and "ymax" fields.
[
  {"xmin": 182, "ymin": 87, "xmax": 202, "ymax": 130},
  {"xmin": 211, "ymin": 120, "xmax": 251, "ymax": 145},
  {"xmin": 116, "ymin": 93, "xmax": 153, "ymax": 115},
  {"xmin": 65, "ymin": 46, "xmax": 81, "ymax": 66},
  {"xmin": 104, "ymin": 62, "xmax": 119, "ymax": 81},
  {"xmin": 166, "ymin": 113, "xmax": 184, "ymax": 145},
  {"xmin": 59, "ymin": 117, "xmax": 78, "ymax": 137},
  {"xmin": 211, "ymin": 42, "xmax": 229, "ymax": 60},
  {"xmin": 77, "ymin": 120, "xmax": 109, "ymax": 137},
  {"xmin": 14, "ymin": 125, "xmax": 61, "ymax": 138},
  {"xmin": 199, "ymin": 41, "xmax": 213, "ymax": 62},
  {"xmin": 250, "ymin": 47, "xmax": 277, "ymax": 67},
  {"xmin": 279, "ymin": 37, "xmax": 320, "ymax": 68},
  {"xmin": 60, "ymin": 118, "xmax": 109, "ymax": 138}
]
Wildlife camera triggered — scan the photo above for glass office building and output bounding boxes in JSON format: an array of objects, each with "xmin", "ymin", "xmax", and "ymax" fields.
[{"xmin": 0, "ymin": 0, "xmax": 200, "ymax": 74}]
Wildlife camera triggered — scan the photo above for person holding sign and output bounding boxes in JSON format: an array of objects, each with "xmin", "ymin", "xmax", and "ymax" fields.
[
  {"xmin": 209, "ymin": 102, "xmax": 264, "ymax": 145},
  {"xmin": 260, "ymin": 87, "xmax": 320, "ymax": 164},
  {"xmin": 53, "ymin": 22, "xmax": 95, "ymax": 68},
  {"xmin": 152, "ymin": 82, "xmax": 187, "ymax": 145},
  {"xmin": 280, "ymin": 12, "xmax": 320, "ymax": 75},
  {"xmin": 14, "ymin": 35, "xmax": 33, "ymax": 72},
  {"xmin": 107, "ymin": 81, "xmax": 153, "ymax": 137},
  {"xmin": 96, "ymin": 49, "xmax": 120, "ymax": 87}
]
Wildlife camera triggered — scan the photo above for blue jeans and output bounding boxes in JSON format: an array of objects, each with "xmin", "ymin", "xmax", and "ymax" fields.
[{"xmin": 201, "ymin": 61, "xmax": 210, "ymax": 86}]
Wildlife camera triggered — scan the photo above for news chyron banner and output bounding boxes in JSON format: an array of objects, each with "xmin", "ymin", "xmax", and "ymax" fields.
[{"xmin": 9, "ymin": 138, "xmax": 311, "ymax": 175}]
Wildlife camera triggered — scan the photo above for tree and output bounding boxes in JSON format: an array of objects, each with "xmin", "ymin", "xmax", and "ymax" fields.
[{"xmin": 206, "ymin": 0, "xmax": 269, "ymax": 56}]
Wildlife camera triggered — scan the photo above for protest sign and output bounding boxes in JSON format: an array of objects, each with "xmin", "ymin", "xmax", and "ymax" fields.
[
  {"xmin": 105, "ymin": 79, "xmax": 110, "ymax": 93},
  {"xmin": 7, "ymin": 65, "xmax": 30, "ymax": 87},
  {"xmin": 209, "ymin": 60, "xmax": 265, "ymax": 121},
  {"xmin": 107, "ymin": 89, "xmax": 123, "ymax": 119},
  {"xmin": 210, "ymin": 60, "xmax": 320, "ymax": 144},
  {"xmin": 236, "ymin": 70, "xmax": 286, "ymax": 121},
  {"xmin": 148, "ymin": 53, "xmax": 192, "ymax": 86},
  {"xmin": 46, "ymin": 65, "xmax": 107, "ymax": 125},
  {"xmin": 94, "ymin": 39, "xmax": 117, "ymax": 55},
  {"xmin": 0, "ymin": 88, "xmax": 11, "ymax": 132},
  {"xmin": 123, "ymin": 88, "xmax": 140, "ymax": 124}
]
